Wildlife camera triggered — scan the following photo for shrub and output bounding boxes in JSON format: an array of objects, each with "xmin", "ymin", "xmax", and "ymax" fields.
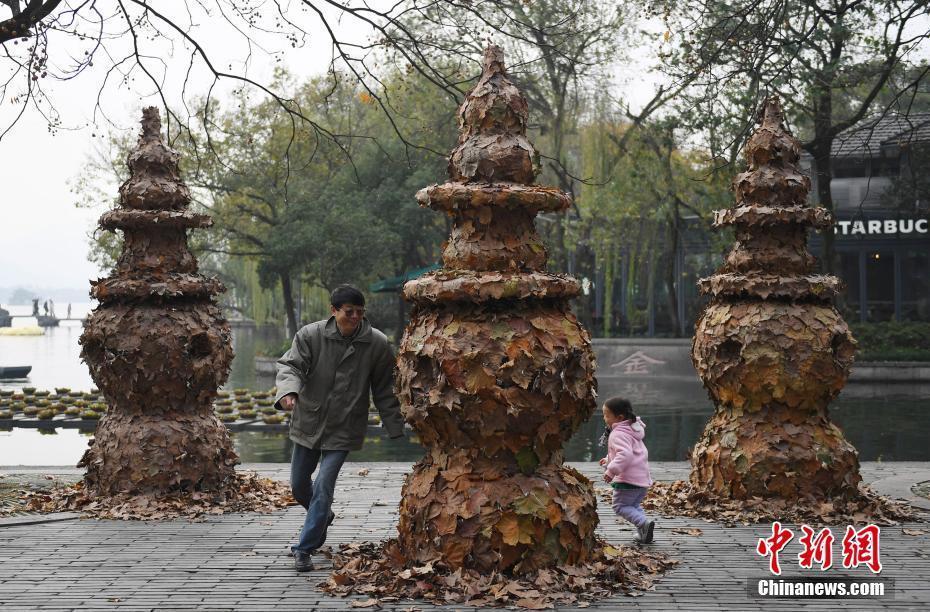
[{"xmin": 850, "ymin": 321, "xmax": 930, "ymax": 362}]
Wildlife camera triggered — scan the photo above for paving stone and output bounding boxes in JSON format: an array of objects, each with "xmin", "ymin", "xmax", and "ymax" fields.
[{"xmin": 0, "ymin": 462, "xmax": 928, "ymax": 611}]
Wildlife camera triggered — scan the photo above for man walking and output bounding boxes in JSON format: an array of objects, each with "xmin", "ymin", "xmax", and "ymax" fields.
[{"xmin": 274, "ymin": 285, "xmax": 405, "ymax": 572}]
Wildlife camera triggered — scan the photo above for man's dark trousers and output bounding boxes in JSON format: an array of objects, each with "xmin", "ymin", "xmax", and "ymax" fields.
[{"xmin": 290, "ymin": 443, "xmax": 348, "ymax": 553}]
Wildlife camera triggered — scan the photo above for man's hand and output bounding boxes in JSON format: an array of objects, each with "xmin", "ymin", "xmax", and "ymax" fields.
[
  {"xmin": 603, "ymin": 473, "xmax": 612, "ymax": 483},
  {"xmin": 279, "ymin": 393, "xmax": 298, "ymax": 411}
]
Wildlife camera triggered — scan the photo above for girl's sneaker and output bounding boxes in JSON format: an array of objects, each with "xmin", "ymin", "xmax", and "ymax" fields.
[{"xmin": 637, "ymin": 520, "xmax": 656, "ymax": 544}]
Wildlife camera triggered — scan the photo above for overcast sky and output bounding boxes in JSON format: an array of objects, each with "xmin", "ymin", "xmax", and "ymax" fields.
[{"xmin": 0, "ymin": 4, "xmax": 662, "ymax": 294}]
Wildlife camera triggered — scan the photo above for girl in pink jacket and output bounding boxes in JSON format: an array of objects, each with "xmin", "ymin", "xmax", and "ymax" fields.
[{"xmin": 599, "ymin": 396, "xmax": 655, "ymax": 543}]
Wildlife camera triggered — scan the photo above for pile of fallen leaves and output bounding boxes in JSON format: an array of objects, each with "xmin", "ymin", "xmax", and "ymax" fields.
[
  {"xmin": 321, "ymin": 539, "xmax": 677, "ymax": 609},
  {"xmin": 913, "ymin": 481, "xmax": 930, "ymax": 501},
  {"xmin": 640, "ymin": 480, "xmax": 922, "ymax": 526},
  {"xmin": 17, "ymin": 471, "xmax": 293, "ymax": 520}
]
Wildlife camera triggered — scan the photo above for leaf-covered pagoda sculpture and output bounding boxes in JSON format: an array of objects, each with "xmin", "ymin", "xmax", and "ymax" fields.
[
  {"xmin": 78, "ymin": 108, "xmax": 239, "ymax": 499},
  {"xmin": 323, "ymin": 48, "xmax": 675, "ymax": 606},
  {"xmin": 393, "ymin": 45, "xmax": 599, "ymax": 573},
  {"xmin": 690, "ymin": 97, "xmax": 861, "ymax": 502}
]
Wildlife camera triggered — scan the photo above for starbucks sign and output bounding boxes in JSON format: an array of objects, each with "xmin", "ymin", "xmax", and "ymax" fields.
[{"xmin": 834, "ymin": 218, "xmax": 929, "ymax": 236}]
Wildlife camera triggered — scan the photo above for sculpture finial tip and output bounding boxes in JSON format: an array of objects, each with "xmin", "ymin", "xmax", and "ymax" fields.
[{"xmin": 141, "ymin": 107, "xmax": 161, "ymax": 139}]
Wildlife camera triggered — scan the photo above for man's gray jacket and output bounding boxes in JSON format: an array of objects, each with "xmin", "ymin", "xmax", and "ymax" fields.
[{"xmin": 274, "ymin": 316, "xmax": 405, "ymax": 451}]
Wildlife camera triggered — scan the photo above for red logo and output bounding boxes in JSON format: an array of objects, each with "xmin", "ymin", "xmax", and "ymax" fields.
[
  {"xmin": 757, "ymin": 523, "xmax": 882, "ymax": 575},
  {"xmin": 842, "ymin": 525, "xmax": 883, "ymax": 573},
  {"xmin": 756, "ymin": 521, "xmax": 794, "ymax": 575},
  {"xmin": 798, "ymin": 525, "xmax": 835, "ymax": 570}
]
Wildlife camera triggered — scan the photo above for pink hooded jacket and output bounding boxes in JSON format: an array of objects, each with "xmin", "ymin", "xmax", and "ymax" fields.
[{"xmin": 603, "ymin": 417, "xmax": 653, "ymax": 488}]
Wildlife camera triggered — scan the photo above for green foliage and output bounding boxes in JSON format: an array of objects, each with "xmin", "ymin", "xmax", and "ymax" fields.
[
  {"xmin": 882, "ymin": 143, "xmax": 930, "ymax": 214},
  {"xmin": 850, "ymin": 321, "xmax": 930, "ymax": 362},
  {"xmin": 653, "ymin": 0, "xmax": 930, "ymax": 173},
  {"xmin": 573, "ymin": 115, "xmax": 731, "ymax": 336},
  {"xmin": 77, "ymin": 68, "xmax": 455, "ymax": 332},
  {"xmin": 200, "ymin": 70, "xmax": 453, "ymax": 297}
]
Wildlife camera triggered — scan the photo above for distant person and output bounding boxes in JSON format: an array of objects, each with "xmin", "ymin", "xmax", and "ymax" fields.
[
  {"xmin": 48, "ymin": 299, "xmax": 55, "ymax": 318},
  {"xmin": 42, "ymin": 300, "xmax": 48, "ymax": 316},
  {"xmin": 32, "ymin": 299, "xmax": 39, "ymax": 317},
  {"xmin": 599, "ymin": 396, "xmax": 656, "ymax": 544},
  {"xmin": 274, "ymin": 284, "xmax": 405, "ymax": 573},
  {"xmin": 67, "ymin": 303, "xmax": 72, "ymax": 319}
]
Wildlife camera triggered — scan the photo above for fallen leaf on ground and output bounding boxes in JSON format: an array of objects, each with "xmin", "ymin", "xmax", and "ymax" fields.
[
  {"xmin": 515, "ymin": 597, "xmax": 551, "ymax": 609},
  {"xmin": 902, "ymin": 528, "xmax": 926, "ymax": 536},
  {"xmin": 357, "ymin": 469, "xmax": 370, "ymax": 477},
  {"xmin": 321, "ymin": 539, "xmax": 676, "ymax": 608},
  {"xmin": 671, "ymin": 528, "xmax": 703, "ymax": 536},
  {"xmin": 15, "ymin": 472, "xmax": 294, "ymax": 520},
  {"xmin": 644, "ymin": 480, "xmax": 918, "ymax": 526},
  {"xmin": 350, "ymin": 598, "xmax": 380, "ymax": 608}
]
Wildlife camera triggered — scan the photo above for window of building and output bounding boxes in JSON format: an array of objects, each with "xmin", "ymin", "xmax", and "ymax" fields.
[
  {"xmin": 839, "ymin": 251, "xmax": 862, "ymax": 322},
  {"xmin": 901, "ymin": 248, "xmax": 930, "ymax": 322},
  {"xmin": 866, "ymin": 250, "xmax": 895, "ymax": 322},
  {"xmin": 871, "ymin": 156, "xmax": 901, "ymax": 177},
  {"xmin": 834, "ymin": 158, "xmax": 867, "ymax": 178}
]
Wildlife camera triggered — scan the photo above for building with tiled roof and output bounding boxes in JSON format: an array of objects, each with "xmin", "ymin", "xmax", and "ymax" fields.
[
  {"xmin": 801, "ymin": 112, "xmax": 930, "ymax": 323},
  {"xmin": 802, "ymin": 112, "xmax": 930, "ymax": 211},
  {"xmin": 831, "ymin": 113, "xmax": 930, "ymax": 158}
]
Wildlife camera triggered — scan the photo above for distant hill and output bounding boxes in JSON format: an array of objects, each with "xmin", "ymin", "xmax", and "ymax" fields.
[{"xmin": 2, "ymin": 286, "xmax": 91, "ymax": 305}]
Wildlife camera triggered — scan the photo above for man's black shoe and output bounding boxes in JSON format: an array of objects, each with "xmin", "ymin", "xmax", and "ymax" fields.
[{"xmin": 294, "ymin": 551, "xmax": 314, "ymax": 572}]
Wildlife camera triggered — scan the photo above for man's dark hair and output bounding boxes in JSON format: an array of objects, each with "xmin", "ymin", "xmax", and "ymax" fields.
[{"xmin": 330, "ymin": 285, "xmax": 365, "ymax": 309}]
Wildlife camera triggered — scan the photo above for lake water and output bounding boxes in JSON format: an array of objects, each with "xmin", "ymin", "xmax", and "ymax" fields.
[{"xmin": 2, "ymin": 304, "xmax": 928, "ymax": 466}]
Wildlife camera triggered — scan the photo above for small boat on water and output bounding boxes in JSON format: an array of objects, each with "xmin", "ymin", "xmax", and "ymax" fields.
[
  {"xmin": 0, "ymin": 326, "xmax": 44, "ymax": 336},
  {"xmin": 0, "ymin": 366, "xmax": 32, "ymax": 379}
]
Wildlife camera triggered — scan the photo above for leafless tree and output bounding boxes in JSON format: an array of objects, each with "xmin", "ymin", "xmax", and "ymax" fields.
[{"xmin": 655, "ymin": 0, "xmax": 930, "ymax": 272}]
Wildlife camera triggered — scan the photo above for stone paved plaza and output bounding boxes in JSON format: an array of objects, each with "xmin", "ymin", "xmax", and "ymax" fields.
[{"xmin": 1, "ymin": 462, "xmax": 928, "ymax": 611}]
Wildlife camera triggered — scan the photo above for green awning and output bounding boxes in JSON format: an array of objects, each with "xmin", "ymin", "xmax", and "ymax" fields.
[{"xmin": 370, "ymin": 263, "xmax": 441, "ymax": 293}]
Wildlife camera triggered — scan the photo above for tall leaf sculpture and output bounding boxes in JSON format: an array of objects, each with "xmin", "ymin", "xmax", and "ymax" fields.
[
  {"xmin": 690, "ymin": 97, "xmax": 861, "ymax": 501},
  {"xmin": 78, "ymin": 108, "xmax": 239, "ymax": 499},
  {"xmin": 323, "ymin": 48, "xmax": 675, "ymax": 605},
  {"xmin": 394, "ymin": 45, "xmax": 599, "ymax": 573}
]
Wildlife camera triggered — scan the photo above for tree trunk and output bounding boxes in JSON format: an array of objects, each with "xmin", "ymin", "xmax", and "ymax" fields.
[
  {"xmin": 280, "ymin": 272, "xmax": 298, "ymax": 338},
  {"xmin": 601, "ymin": 246, "xmax": 614, "ymax": 338},
  {"xmin": 811, "ymin": 143, "xmax": 837, "ymax": 274},
  {"xmin": 395, "ymin": 291, "xmax": 406, "ymax": 344},
  {"xmin": 664, "ymin": 210, "xmax": 681, "ymax": 337}
]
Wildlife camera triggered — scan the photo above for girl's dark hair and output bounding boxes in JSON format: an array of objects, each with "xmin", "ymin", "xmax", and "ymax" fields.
[
  {"xmin": 330, "ymin": 285, "xmax": 365, "ymax": 308},
  {"xmin": 604, "ymin": 396, "xmax": 636, "ymax": 422}
]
